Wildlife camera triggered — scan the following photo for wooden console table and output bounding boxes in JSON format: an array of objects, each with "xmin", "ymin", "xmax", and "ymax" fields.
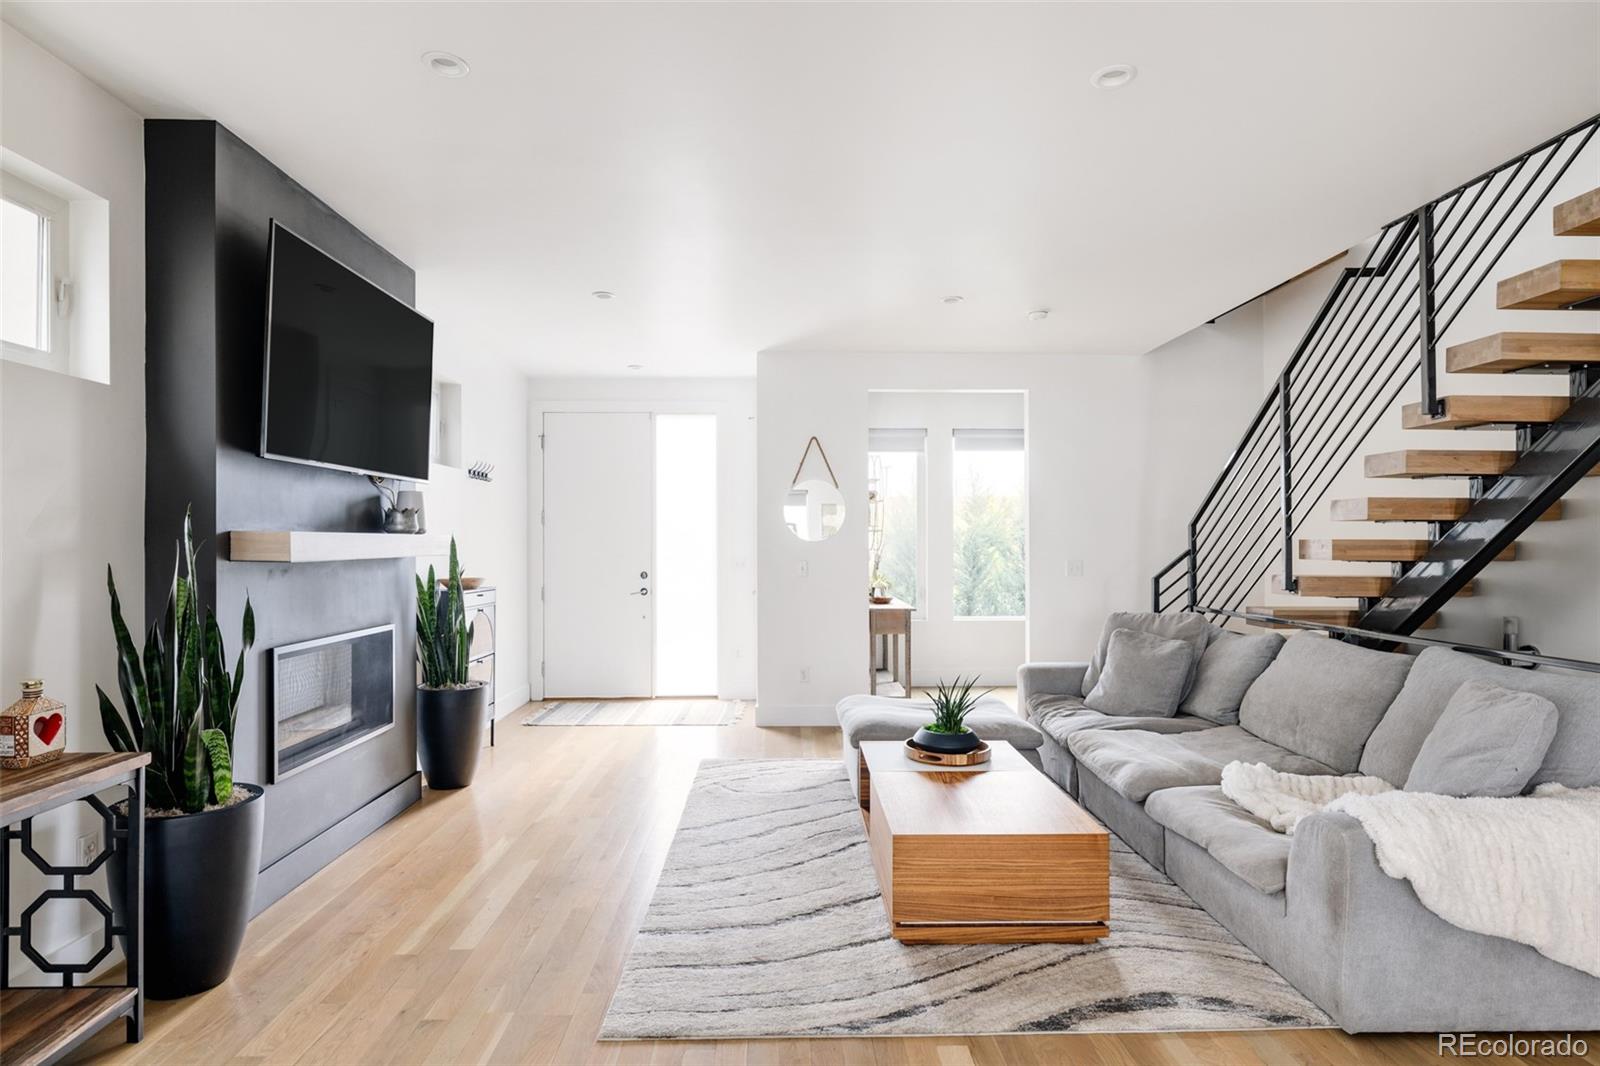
[
  {"xmin": 0, "ymin": 752, "xmax": 148, "ymax": 1065},
  {"xmin": 869, "ymin": 599, "xmax": 912, "ymax": 697}
]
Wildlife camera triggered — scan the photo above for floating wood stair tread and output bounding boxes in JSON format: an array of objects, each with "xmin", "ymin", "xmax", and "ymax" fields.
[
  {"xmin": 1446, "ymin": 332, "xmax": 1600, "ymax": 373},
  {"xmin": 1400, "ymin": 394, "xmax": 1570, "ymax": 429},
  {"xmin": 1330, "ymin": 497, "xmax": 1563, "ymax": 522},
  {"xmin": 1298, "ymin": 538, "xmax": 1516, "ymax": 563},
  {"xmin": 1365, "ymin": 449, "xmax": 1516, "ymax": 478},
  {"xmin": 1246, "ymin": 607, "xmax": 1439, "ymax": 630},
  {"xmin": 1496, "ymin": 260, "xmax": 1600, "ymax": 310},
  {"xmin": 1273, "ymin": 574, "xmax": 1475, "ymax": 598},
  {"xmin": 0, "ymin": 986, "xmax": 138, "ymax": 1066},
  {"xmin": 1553, "ymin": 188, "xmax": 1600, "ymax": 237}
]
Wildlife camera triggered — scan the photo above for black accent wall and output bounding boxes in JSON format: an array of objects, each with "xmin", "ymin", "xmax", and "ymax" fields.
[{"xmin": 145, "ymin": 121, "xmax": 420, "ymax": 912}]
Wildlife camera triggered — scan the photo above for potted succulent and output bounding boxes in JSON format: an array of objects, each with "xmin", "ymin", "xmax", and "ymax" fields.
[
  {"xmin": 98, "ymin": 508, "xmax": 262, "ymax": 999},
  {"xmin": 911, "ymin": 676, "xmax": 990, "ymax": 755},
  {"xmin": 415, "ymin": 539, "xmax": 486, "ymax": 789}
]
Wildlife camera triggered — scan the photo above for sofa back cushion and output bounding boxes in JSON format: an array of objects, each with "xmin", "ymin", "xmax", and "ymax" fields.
[
  {"xmin": 1403, "ymin": 680, "xmax": 1558, "ymax": 797},
  {"xmin": 1359, "ymin": 646, "xmax": 1600, "ymax": 787},
  {"xmin": 1083, "ymin": 628, "xmax": 1191, "ymax": 717},
  {"xmin": 1180, "ymin": 631, "xmax": 1286, "ymax": 725},
  {"xmin": 1081, "ymin": 611, "xmax": 1217, "ymax": 698},
  {"xmin": 1239, "ymin": 634, "xmax": 1413, "ymax": 773}
]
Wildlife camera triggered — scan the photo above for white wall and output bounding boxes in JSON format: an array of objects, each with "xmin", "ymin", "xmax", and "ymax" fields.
[
  {"xmin": 867, "ymin": 390, "xmax": 1025, "ymax": 686},
  {"xmin": 412, "ymin": 348, "xmax": 533, "ymax": 718},
  {"xmin": 1256, "ymin": 139, "xmax": 1600, "ymax": 662},
  {"xmin": 0, "ymin": 24, "xmax": 145, "ymax": 974},
  {"xmin": 757, "ymin": 315, "xmax": 1264, "ymax": 725},
  {"xmin": 527, "ymin": 377, "xmax": 758, "ymax": 701}
]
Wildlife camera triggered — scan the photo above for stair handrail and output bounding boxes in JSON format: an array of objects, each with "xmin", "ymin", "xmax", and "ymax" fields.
[{"xmin": 1200, "ymin": 608, "xmax": 1600, "ymax": 675}]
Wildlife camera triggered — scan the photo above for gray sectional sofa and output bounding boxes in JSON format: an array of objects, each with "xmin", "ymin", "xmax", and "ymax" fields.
[{"xmin": 1018, "ymin": 619, "xmax": 1600, "ymax": 1033}]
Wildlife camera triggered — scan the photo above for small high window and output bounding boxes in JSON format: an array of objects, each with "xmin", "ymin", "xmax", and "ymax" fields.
[
  {"xmin": 1, "ymin": 177, "xmax": 67, "ymax": 363},
  {"xmin": 1, "ymin": 155, "xmax": 110, "ymax": 384}
]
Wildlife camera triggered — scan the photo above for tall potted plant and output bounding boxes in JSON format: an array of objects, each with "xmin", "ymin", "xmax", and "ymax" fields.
[
  {"xmin": 98, "ymin": 508, "xmax": 263, "ymax": 999},
  {"xmin": 415, "ymin": 539, "xmax": 486, "ymax": 789}
]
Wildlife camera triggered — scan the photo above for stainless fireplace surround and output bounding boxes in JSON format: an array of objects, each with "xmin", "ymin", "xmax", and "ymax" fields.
[{"xmin": 269, "ymin": 624, "xmax": 395, "ymax": 781}]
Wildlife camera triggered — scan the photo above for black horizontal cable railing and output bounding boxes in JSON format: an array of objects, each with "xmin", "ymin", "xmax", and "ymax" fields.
[{"xmin": 1153, "ymin": 113, "xmax": 1600, "ymax": 621}]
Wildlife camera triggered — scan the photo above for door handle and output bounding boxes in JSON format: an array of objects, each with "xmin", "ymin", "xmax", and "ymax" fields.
[{"xmin": 629, "ymin": 588, "xmax": 649, "ymax": 596}]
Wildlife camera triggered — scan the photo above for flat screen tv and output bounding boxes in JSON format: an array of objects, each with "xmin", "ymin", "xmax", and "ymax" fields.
[{"xmin": 260, "ymin": 221, "xmax": 434, "ymax": 482}]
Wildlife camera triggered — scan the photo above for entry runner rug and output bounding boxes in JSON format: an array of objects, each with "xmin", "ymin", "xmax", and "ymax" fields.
[
  {"xmin": 522, "ymin": 699, "xmax": 744, "ymax": 727},
  {"xmin": 601, "ymin": 758, "xmax": 1331, "ymax": 1038}
]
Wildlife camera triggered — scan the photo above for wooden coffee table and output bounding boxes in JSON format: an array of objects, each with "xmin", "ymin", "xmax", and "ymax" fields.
[{"xmin": 857, "ymin": 740, "xmax": 1110, "ymax": 944}]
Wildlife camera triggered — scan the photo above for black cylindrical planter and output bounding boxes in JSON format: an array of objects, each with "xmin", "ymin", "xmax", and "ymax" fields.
[
  {"xmin": 111, "ymin": 783, "xmax": 265, "ymax": 1000},
  {"xmin": 911, "ymin": 727, "xmax": 982, "ymax": 754},
  {"xmin": 417, "ymin": 683, "xmax": 488, "ymax": 789}
]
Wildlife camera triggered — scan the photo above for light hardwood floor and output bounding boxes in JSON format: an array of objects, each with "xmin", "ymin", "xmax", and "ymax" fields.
[{"xmin": 70, "ymin": 703, "xmax": 1596, "ymax": 1066}]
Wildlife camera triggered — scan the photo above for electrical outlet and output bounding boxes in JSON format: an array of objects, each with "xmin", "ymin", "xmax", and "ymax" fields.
[
  {"xmin": 799, "ymin": 667, "xmax": 810, "ymax": 684},
  {"xmin": 77, "ymin": 833, "xmax": 99, "ymax": 868},
  {"xmin": 1067, "ymin": 559, "xmax": 1085, "ymax": 578},
  {"xmin": 798, "ymin": 561, "xmax": 809, "ymax": 579}
]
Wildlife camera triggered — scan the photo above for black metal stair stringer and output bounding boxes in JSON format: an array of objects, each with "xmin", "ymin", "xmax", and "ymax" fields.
[{"xmin": 1358, "ymin": 374, "xmax": 1600, "ymax": 635}]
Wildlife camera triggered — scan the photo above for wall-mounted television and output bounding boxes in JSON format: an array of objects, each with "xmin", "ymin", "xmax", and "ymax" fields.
[{"xmin": 260, "ymin": 221, "xmax": 434, "ymax": 482}]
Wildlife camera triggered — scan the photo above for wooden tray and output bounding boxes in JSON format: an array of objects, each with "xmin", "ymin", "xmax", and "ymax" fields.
[{"xmin": 904, "ymin": 739, "xmax": 991, "ymax": 767}]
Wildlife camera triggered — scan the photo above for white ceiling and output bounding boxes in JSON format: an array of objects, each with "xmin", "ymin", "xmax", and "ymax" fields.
[{"xmin": 6, "ymin": 2, "xmax": 1598, "ymax": 377}]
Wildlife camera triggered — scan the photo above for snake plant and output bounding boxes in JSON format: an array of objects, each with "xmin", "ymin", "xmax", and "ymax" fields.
[
  {"xmin": 97, "ymin": 507, "xmax": 254, "ymax": 813},
  {"xmin": 415, "ymin": 538, "xmax": 476, "ymax": 689},
  {"xmin": 924, "ymin": 675, "xmax": 990, "ymax": 734}
]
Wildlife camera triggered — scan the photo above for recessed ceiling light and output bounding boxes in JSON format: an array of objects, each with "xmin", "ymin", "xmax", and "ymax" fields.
[
  {"xmin": 422, "ymin": 51, "xmax": 470, "ymax": 79},
  {"xmin": 626, "ymin": 364, "xmax": 644, "ymax": 371},
  {"xmin": 1090, "ymin": 64, "xmax": 1137, "ymax": 90},
  {"xmin": 1027, "ymin": 309, "xmax": 1050, "ymax": 321},
  {"xmin": 591, "ymin": 290, "xmax": 615, "ymax": 300},
  {"xmin": 942, "ymin": 295, "xmax": 965, "ymax": 305}
]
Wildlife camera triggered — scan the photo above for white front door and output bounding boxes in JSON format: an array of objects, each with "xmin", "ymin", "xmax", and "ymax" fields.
[{"xmin": 543, "ymin": 412, "xmax": 655, "ymax": 698}]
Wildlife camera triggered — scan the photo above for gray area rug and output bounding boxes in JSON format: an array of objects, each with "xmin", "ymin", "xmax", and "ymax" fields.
[
  {"xmin": 602, "ymin": 758, "xmax": 1331, "ymax": 1038},
  {"xmin": 522, "ymin": 699, "xmax": 744, "ymax": 727}
]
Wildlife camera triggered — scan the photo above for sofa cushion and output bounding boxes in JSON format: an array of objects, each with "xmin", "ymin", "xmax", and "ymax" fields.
[
  {"xmin": 1031, "ymin": 694, "xmax": 1216, "ymax": 748},
  {"xmin": 1360, "ymin": 646, "xmax": 1600, "ymax": 788},
  {"xmin": 1145, "ymin": 785, "xmax": 1291, "ymax": 894},
  {"xmin": 1180, "ymin": 631, "xmax": 1286, "ymax": 725},
  {"xmin": 1065, "ymin": 725, "xmax": 1336, "ymax": 803},
  {"xmin": 1080, "ymin": 611, "xmax": 1217, "ymax": 698},
  {"xmin": 1084, "ymin": 628, "xmax": 1191, "ymax": 716},
  {"xmin": 835, "ymin": 694, "xmax": 1044, "ymax": 751},
  {"xmin": 1239, "ymin": 634, "xmax": 1413, "ymax": 773},
  {"xmin": 1404, "ymin": 680, "xmax": 1558, "ymax": 797}
]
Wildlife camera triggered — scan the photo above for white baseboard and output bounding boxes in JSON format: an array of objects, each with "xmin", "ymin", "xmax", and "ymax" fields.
[
  {"xmin": 494, "ymin": 684, "xmax": 531, "ymax": 719},
  {"xmin": 8, "ymin": 925, "xmax": 119, "ymax": 985},
  {"xmin": 754, "ymin": 703, "xmax": 839, "ymax": 727}
]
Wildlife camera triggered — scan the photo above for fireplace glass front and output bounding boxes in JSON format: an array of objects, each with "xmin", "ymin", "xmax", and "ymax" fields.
[{"xmin": 270, "ymin": 624, "xmax": 395, "ymax": 781}]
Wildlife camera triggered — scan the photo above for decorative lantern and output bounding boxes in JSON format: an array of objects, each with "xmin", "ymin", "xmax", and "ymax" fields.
[{"xmin": 1, "ymin": 679, "xmax": 66, "ymax": 770}]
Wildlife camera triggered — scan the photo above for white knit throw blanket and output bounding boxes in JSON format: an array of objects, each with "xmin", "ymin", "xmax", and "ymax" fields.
[{"xmin": 1220, "ymin": 761, "xmax": 1600, "ymax": 978}]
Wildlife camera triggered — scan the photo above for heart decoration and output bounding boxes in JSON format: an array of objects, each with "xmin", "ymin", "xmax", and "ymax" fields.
[{"xmin": 33, "ymin": 713, "xmax": 63, "ymax": 747}]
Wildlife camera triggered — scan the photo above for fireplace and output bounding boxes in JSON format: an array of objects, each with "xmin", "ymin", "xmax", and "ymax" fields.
[{"xmin": 269, "ymin": 624, "xmax": 395, "ymax": 781}]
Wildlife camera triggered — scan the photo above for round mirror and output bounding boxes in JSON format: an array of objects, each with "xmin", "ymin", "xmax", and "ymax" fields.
[{"xmin": 784, "ymin": 479, "xmax": 847, "ymax": 541}]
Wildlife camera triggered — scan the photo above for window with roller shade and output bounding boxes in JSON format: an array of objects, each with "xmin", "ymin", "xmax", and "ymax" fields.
[
  {"xmin": 867, "ymin": 428, "xmax": 925, "ymax": 611},
  {"xmin": 952, "ymin": 428, "xmax": 1025, "ymax": 619}
]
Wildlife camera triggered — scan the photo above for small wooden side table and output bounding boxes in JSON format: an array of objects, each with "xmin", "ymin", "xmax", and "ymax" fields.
[
  {"xmin": 0, "ymin": 752, "xmax": 149, "ymax": 1065},
  {"xmin": 868, "ymin": 599, "xmax": 912, "ymax": 697}
]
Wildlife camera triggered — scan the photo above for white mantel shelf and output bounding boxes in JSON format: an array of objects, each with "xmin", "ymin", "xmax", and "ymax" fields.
[{"xmin": 226, "ymin": 530, "xmax": 450, "ymax": 563}]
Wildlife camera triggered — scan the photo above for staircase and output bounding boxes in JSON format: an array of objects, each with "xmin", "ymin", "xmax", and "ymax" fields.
[{"xmin": 1152, "ymin": 115, "xmax": 1600, "ymax": 657}]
